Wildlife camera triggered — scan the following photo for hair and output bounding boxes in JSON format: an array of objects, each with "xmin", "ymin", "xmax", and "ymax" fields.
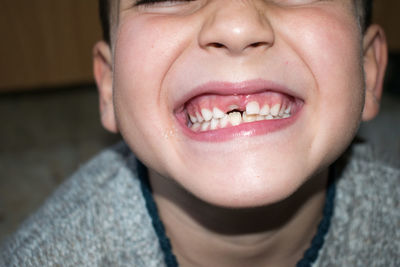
[
  {"xmin": 99, "ymin": 0, "xmax": 110, "ymax": 44},
  {"xmin": 360, "ymin": 0, "xmax": 373, "ymax": 32},
  {"xmin": 98, "ymin": 0, "xmax": 373, "ymax": 44}
]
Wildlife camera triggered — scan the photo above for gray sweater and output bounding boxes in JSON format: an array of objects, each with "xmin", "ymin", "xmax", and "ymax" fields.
[{"xmin": 1, "ymin": 142, "xmax": 399, "ymax": 267}]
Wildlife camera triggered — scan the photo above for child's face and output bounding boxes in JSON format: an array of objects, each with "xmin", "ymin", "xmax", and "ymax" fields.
[{"xmin": 95, "ymin": 0, "xmax": 386, "ymax": 207}]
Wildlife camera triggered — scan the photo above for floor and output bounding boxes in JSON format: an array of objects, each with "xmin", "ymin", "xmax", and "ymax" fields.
[{"xmin": 0, "ymin": 81, "xmax": 399, "ymax": 244}]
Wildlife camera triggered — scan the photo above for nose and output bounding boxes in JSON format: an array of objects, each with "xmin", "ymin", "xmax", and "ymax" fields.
[{"xmin": 198, "ymin": 1, "xmax": 274, "ymax": 55}]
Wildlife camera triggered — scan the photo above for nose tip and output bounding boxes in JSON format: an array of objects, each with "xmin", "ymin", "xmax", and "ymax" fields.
[{"xmin": 198, "ymin": 4, "xmax": 274, "ymax": 55}]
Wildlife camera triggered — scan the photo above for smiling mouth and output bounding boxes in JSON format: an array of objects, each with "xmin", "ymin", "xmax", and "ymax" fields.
[
  {"xmin": 184, "ymin": 91, "xmax": 300, "ymax": 132},
  {"xmin": 174, "ymin": 80, "xmax": 304, "ymax": 141}
]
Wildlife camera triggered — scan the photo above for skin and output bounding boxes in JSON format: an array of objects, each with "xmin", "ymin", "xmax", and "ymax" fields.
[{"xmin": 93, "ymin": 0, "xmax": 387, "ymax": 266}]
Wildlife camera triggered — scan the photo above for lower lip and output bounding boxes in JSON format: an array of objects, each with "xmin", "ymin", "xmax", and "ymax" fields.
[{"xmin": 176, "ymin": 109, "xmax": 302, "ymax": 142}]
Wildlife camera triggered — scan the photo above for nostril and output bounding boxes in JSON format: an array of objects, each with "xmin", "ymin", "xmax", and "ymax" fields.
[
  {"xmin": 250, "ymin": 42, "xmax": 268, "ymax": 48},
  {"xmin": 209, "ymin": 42, "xmax": 226, "ymax": 49}
]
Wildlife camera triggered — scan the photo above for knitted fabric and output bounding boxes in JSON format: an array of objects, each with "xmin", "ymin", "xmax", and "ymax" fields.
[
  {"xmin": 137, "ymin": 160, "xmax": 336, "ymax": 267},
  {"xmin": 137, "ymin": 160, "xmax": 178, "ymax": 267},
  {"xmin": 0, "ymin": 142, "xmax": 399, "ymax": 266}
]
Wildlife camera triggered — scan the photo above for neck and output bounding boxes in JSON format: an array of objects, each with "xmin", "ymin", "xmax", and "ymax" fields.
[{"xmin": 149, "ymin": 170, "xmax": 328, "ymax": 267}]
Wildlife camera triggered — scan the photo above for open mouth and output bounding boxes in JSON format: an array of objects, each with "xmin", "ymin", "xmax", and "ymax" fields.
[
  {"xmin": 185, "ymin": 91, "xmax": 300, "ymax": 132},
  {"xmin": 174, "ymin": 81, "xmax": 304, "ymax": 141}
]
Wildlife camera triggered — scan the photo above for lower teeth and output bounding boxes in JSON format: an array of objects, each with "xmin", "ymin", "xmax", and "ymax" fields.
[{"xmin": 189, "ymin": 111, "xmax": 291, "ymax": 132}]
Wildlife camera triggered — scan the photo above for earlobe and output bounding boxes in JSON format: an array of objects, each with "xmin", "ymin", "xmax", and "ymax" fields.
[
  {"xmin": 361, "ymin": 25, "xmax": 388, "ymax": 121},
  {"xmin": 93, "ymin": 41, "xmax": 119, "ymax": 133}
]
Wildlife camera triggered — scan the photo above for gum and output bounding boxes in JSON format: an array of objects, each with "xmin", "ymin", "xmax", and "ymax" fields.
[{"xmin": 185, "ymin": 91, "xmax": 294, "ymax": 117}]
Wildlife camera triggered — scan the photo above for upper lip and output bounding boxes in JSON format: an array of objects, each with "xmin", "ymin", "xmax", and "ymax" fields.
[{"xmin": 173, "ymin": 79, "xmax": 304, "ymax": 112}]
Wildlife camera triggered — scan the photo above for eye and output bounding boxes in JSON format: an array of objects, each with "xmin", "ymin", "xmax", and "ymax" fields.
[
  {"xmin": 272, "ymin": 0, "xmax": 320, "ymax": 5},
  {"xmin": 134, "ymin": 0, "xmax": 195, "ymax": 7}
]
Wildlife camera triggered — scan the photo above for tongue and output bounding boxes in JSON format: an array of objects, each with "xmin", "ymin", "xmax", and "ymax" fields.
[{"xmin": 185, "ymin": 91, "xmax": 294, "ymax": 117}]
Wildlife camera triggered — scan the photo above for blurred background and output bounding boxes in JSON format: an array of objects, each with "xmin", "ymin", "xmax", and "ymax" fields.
[{"xmin": 0, "ymin": 1, "xmax": 399, "ymax": 243}]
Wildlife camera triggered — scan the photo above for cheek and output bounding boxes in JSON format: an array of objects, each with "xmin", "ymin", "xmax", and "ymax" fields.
[
  {"xmin": 111, "ymin": 16, "xmax": 194, "ymax": 171},
  {"xmin": 283, "ymin": 7, "xmax": 365, "ymax": 159},
  {"xmin": 313, "ymin": 24, "xmax": 364, "ymax": 133},
  {"xmin": 310, "ymin": 23, "xmax": 364, "ymax": 126},
  {"xmin": 111, "ymin": 18, "xmax": 168, "ymax": 156},
  {"xmin": 113, "ymin": 17, "xmax": 178, "ymax": 133}
]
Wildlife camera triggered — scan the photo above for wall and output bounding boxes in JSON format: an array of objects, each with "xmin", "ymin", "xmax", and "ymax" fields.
[
  {"xmin": 374, "ymin": 0, "xmax": 400, "ymax": 52},
  {"xmin": 0, "ymin": 1, "xmax": 101, "ymax": 91}
]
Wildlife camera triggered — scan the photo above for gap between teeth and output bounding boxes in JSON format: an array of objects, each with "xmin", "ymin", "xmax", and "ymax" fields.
[{"xmin": 189, "ymin": 102, "xmax": 292, "ymax": 132}]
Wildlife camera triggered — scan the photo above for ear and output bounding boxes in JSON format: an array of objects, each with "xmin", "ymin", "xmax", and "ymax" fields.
[
  {"xmin": 93, "ymin": 41, "xmax": 118, "ymax": 133},
  {"xmin": 361, "ymin": 25, "xmax": 388, "ymax": 121}
]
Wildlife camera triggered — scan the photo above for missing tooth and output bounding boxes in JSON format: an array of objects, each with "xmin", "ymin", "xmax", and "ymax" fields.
[{"xmin": 227, "ymin": 109, "xmax": 243, "ymax": 115}]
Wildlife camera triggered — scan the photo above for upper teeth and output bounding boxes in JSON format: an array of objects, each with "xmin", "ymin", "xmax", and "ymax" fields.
[
  {"xmin": 189, "ymin": 101, "xmax": 292, "ymax": 131},
  {"xmin": 246, "ymin": 101, "xmax": 260, "ymax": 115},
  {"xmin": 228, "ymin": 112, "xmax": 242, "ymax": 126},
  {"xmin": 194, "ymin": 107, "xmax": 226, "ymax": 123},
  {"xmin": 259, "ymin": 104, "xmax": 270, "ymax": 115},
  {"xmin": 270, "ymin": 104, "xmax": 280, "ymax": 116},
  {"xmin": 201, "ymin": 108, "xmax": 213, "ymax": 121},
  {"xmin": 195, "ymin": 111, "xmax": 204, "ymax": 123},
  {"xmin": 213, "ymin": 107, "xmax": 225, "ymax": 119}
]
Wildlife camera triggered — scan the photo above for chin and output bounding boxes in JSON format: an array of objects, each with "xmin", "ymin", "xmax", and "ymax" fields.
[{"xmin": 168, "ymin": 155, "xmax": 311, "ymax": 209}]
